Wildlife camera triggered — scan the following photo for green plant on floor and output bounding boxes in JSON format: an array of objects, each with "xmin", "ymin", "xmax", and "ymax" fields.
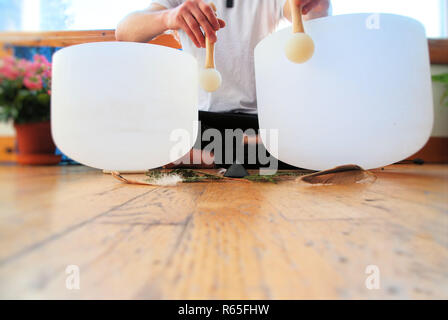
[
  {"xmin": 147, "ymin": 169, "xmax": 224, "ymax": 183},
  {"xmin": 0, "ymin": 54, "xmax": 52, "ymax": 124},
  {"xmin": 146, "ymin": 169, "xmax": 311, "ymax": 184},
  {"xmin": 432, "ymin": 73, "xmax": 448, "ymax": 107}
]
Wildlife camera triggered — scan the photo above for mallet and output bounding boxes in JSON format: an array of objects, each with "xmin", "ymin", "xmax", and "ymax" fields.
[
  {"xmin": 284, "ymin": 0, "xmax": 315, "ymax": 63},
  {"xmin": 199, "ymin": 2, "xmax": 222, "ymax": 92}
]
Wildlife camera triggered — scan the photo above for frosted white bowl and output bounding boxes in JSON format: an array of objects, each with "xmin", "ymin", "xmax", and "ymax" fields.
[
  {"xmin": 52, "ymin": 42, "xmax": 198, "ymax": 171},
  {"xmin": 255, "ymin": 14, "xmax": 433, "ymax": 170}
]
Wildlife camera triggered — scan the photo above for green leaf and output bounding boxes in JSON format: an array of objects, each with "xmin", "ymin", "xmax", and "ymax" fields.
[
  {"xmin": 432, "ymin": 74, "xmax": 448, "ymax": 107},
  {"xmin": 432, "ymin": 73, "xmax": 448, "ymax": 83},
  {"xmin": 441, "ymin": 88, "xmax": 448, "ymax": 107},
  {"xmin": 15, "ymin": 89, "xmax": 31, "ymax": 104},
  {"xmin": 37, "ymin": 93, "xmax": 50, "ymax": 106},
  {"xmin": 1, "ymin": 76, "xmax": 51, "ymax": 123}
]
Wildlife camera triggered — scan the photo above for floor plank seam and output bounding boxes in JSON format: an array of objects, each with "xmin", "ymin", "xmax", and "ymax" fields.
[{"xmin": 0, "ymin": 188, "xmax": 159, "ymax": 267}]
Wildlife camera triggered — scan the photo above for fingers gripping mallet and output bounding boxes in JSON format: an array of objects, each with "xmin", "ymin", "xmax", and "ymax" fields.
[
  {"xmin": 285, "ymin": 0, "xmax": 315, "ymax": 63},
  {"xmin": 199, "ymin": 2, "xmax": 222, "ymax": 92}
]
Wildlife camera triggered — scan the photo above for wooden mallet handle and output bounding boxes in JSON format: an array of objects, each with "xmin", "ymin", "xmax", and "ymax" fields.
[
  {"xmin": 205, "ymin": 2, "xmax": 217, "ymax": 69},
  {"xmin": 290, "ymin": 0, "xmax": 304, "ymax": 33}
]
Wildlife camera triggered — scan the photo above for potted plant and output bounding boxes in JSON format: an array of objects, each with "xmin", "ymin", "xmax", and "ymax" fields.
[
  {"xmin": 432, "ymin": 73, "xmax": 448, "ymax": 107},
  {"xmin": 0, "ymin": 54, "xmax": 61, "ymax": 165}
]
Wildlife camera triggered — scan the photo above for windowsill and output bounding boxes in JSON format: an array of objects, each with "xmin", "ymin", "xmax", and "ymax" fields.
[{"xmin": 0, "ymin": 29, "xmax": 182, "ymax": 51}]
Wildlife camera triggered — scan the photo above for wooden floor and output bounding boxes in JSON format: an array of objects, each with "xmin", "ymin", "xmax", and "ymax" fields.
[{"xmin": 0, "ymin": 164, "xmax": 447, "ymax": 299}]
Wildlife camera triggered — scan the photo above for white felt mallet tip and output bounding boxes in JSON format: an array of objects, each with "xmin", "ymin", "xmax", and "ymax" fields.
[
  {"xmin": 285, "ymin": 33, "xmax": 315, "ymax": 64},
  {"xmin": 199, "ymin": 68, "xmax": 222, "ymax": 92}
]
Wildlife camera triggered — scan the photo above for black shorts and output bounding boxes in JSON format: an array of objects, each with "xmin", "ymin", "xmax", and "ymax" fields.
[{"xmin": 196, "ymin": 111, "xmax": 296, "ymax": 169}]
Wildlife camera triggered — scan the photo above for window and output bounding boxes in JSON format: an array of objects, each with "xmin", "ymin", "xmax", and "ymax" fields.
[
  {"xmin": 0, "ymin": 0, "xmax": 447, "ymax": 38},
  {"xmin": 331, "ymin": 0, "xmax": 447, "ymax": 38},
  {"xmin": 0, "ymin": 0, "xmax": 150, "ymax": 31}
]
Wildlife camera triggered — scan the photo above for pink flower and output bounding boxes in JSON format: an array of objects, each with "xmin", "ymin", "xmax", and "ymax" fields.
[
  {"xmin": 1, "ymin": 56, "xmax": 16, "ymax": 68},
  {"xmin": 0, "ymin": 56, "xmax": 20, "ymax": 80},
  {"xmin": 33, "ymin": 54, "xmax": 49, "ymax": 65},
  {"xmin": 28, "ymin": 61, "xmax": 42, "ymax": 73},
  {"xmin": 43, "ymin": 67, "xmax": 51, "ymax": 78},
  {"xmin": 0, "ymin": 55, "xmax": 52, "ymax": 87},
  {"xmin": 16, "ymin": 59, "xmax": 32, "ymax": 77},
  {"xmin": 24, "ymin": 75, "xmax": 43, "ymax": 90},
  {"xmin": 1, "ymin": 64, "xmax": 20, "ymax": 80}
]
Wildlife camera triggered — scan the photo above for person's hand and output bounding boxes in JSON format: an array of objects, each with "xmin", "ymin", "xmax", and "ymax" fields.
[
  {"xmin": 292, "ymin": 0, "xmax": 329, "ymax": 15},
  {"xmin": 165, "ymin": 0, "xmax": 226, "ymax": 48}
]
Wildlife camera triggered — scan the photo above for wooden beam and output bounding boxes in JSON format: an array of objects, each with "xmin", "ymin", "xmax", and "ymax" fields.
[
  {"xmin": 407, "ymin": 137, "xmax": 448, "ymax": 163},
  {"xmin": 0, "ymin": 29, "xmax": 182, "ymax": 50},
  {"xmin": 429, "ymin": 39, "xmax": 448, "ymax": 64},
  {"xmin": 0, "ymin": 30, "xmax": 116, "ymax": 47}
]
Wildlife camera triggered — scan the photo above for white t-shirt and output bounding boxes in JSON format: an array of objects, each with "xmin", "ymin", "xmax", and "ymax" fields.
[{"xmin": 152, "ymin": 0, "xmax": 288, "ymax": 114}]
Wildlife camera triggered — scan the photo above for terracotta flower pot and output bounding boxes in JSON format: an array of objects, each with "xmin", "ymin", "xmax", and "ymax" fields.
[{"xmin": 14, "ymin": 121, "xmax": 61, "ymax": 165}]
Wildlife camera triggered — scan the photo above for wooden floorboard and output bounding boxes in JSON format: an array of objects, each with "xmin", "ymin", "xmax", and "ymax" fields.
[{"xmin": 0, "ymin": 164, "xmax": 447, "ymax": 299}]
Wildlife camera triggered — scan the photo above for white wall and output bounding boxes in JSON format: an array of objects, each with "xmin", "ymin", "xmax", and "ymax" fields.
[{"xmin": 0, "ymin": 121, "xmax": 14, "ymax": 136}]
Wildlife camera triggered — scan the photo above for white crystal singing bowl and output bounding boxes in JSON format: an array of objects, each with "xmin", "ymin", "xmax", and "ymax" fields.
[
  {"xmin": 52, "ymin": 42, "xmax": 198, "ymax": 171},
  {"xmin": 255, "ymin": 14, "xmax": 433, "ymax": 171}
]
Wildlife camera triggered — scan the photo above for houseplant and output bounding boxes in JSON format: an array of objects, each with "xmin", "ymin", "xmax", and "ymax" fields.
[
  {"xmin": 432, "ymin": 73, "xmax": 448, "ymax": 107},
  {"xmin": 0, "ymin": 54, "xmax": 60, "ymax": 165}
]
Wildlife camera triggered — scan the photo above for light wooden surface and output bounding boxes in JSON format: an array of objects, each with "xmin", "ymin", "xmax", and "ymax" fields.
[{"xmin": 0, "ymin": 164, "xmax": 447, "ymax": 299}]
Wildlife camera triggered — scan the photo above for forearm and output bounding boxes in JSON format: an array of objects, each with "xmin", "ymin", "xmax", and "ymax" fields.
[{"xmin": 116, "ymin": 7, "xmax": 171, "ymax": 43}]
